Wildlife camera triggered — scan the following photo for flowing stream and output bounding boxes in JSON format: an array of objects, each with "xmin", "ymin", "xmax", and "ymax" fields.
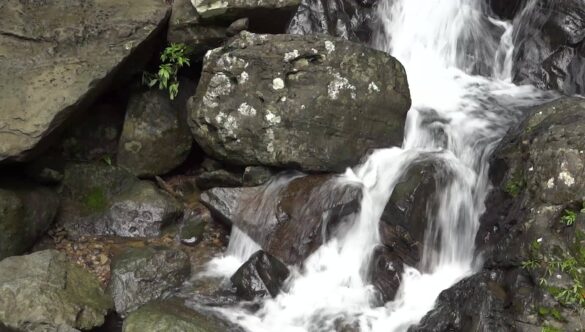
[{"xmin": 204, "ymin": 0, "xmax": 555, "ymax": 331}]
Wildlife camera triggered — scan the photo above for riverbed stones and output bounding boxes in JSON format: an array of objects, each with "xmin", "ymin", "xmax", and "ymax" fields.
[
  {"xmin": 0, "ymin": 0, "xmax": 171, "ymax": 162},
  {"xmin": 231, "ymin": 250, "xmax": 290, "ymax": 300},
  {"xmin": 0, "ymin": 182, "xmax": 59, "ymax": 260},
  {"xmin": 188, "ymin": 32, "xmax": 411, "ymax": 172},
  {"xmin": 117, "ymin": 90, "xmax": 192, "ymax": 177},
  {"xmin": 0, "ymin": 250, "xmax": 112, "ymax": 331},
  {"xmin": 110, "ymin": 247, "xmax": 191, "ymax": 316}
]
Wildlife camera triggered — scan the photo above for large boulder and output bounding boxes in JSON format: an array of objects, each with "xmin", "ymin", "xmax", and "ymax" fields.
[
  {"xmin": 117, "ymin": 90, "xmax": 193, "ymax": 177},
  {"xmin": 188, "ymin": 32, "xmax": 410, "ymax": 172},
  {"xmin": 200, "ymin": 174, "xmax": 363, "ymax": 264},
  {"xmin": 0, "ymin": 182, "xmax": 59, "ymax": 260},
  {"xmin": 230, "ymin": 250, "xmax": 290, "ymax": 301},
  {"xmin": 426, "ymin": 97, "xmax": 585, "ymax": 331},
  {"xmin": 512, "ymin": 0, "xmax": 585, "ymax": 95},
  {"xmin": 0, "ymin": 0, "xmax": 170, "ymax": 162},
  {"xmin": 0, "ymin": 250, "xmax": 112, "ymax": 331},
  {"xmin": 288, "ymin": 0, "xmax": 379, "ymax": 43},
  {"xmin": 59, "ymin": 163, "xmax": 183, "ymax": 239},
  {"xmin": 122, "ymin": 299, "xmax": 234, "ymax": 332},
  {"xmin": 110, "ymin": 247, "xmax": 191, "ymax": 316}
]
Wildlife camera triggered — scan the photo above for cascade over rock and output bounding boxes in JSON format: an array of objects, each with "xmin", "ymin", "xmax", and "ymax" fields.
[
  {"xmin": 188, "ymin": 32, "xmax": 410, "ymax": 172},
  {"xmin": 201, "ymin": 174, "xmax": 363, "ymax": 264},
  {"xmin": 0, "ymin": 0, "xmax": 170, "ymax": 162},
  {"xmin": 230, "ymin": 250, "xmax": 290, "ymax": 301}
]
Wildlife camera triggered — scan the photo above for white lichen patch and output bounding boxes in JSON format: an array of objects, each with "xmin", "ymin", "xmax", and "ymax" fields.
[
  {"xmin": 272, "ymin": 78, "xmax": 285, "ymax": 90},
  {"xmin": 325, "ymin": 41, "xmax": 335, "ymax": 54},
  {"xmin": 547, "ymin": 177, "xmax": 555, "ymax": 189},
  {"xmin": 265, "ymin": 111, "xmax": 281, "ymax": 124},
  {"xmin": 328, "ymin": 72, "xmax": 356, "ymax": 100},
  {"xmin": 311, "ymin": 48, "xmax": 319, "ymax": 54},
  {"xmin": 239, "ymin": 71, "xmax": 249, "ymax": 84},
  {"xmin": 238, "ymin": 103, "xmax": 256, "ymax": 116},
  {"xmin": 284, "ymin": 50, "xmax": 300, "ymax": 62},
  {"xmin": 368, "ymin": 82, "xmax": 380, "ymax": 93},
  {"xmin": 203, "ymin": 73, "xmax": 232, "ymax": 108},
  {"xmin": 558, "ymin": 171, "xmax": 575, "ymax": 187},
  {"xmin": 266, "ymin": 129, "xmax": 275, "ymax": 153}
]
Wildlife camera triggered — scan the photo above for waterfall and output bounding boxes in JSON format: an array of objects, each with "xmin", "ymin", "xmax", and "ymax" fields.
[{"xmin": 205, "ymin": 0, "xmax": 554, "ymax": 331}]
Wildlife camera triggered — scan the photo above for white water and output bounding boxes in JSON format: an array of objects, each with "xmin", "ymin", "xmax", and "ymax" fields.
[{"xmin": 204, "ymin": 0, "xmax": 554, "ymax": 331}]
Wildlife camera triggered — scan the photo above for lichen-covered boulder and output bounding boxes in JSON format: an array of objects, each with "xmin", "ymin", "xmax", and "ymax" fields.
[
  {"xmin": 0, "ymin": 182, "xmax": 59, "ymax": 260},
  {"xmin": 188, "ymin": 32, "xmax": 410, "ymax": 172},
  {"xmin": 110, "ymin": 247, "xmax": 191, "ymax": 316},
  {"xmin": 117, "ymin": 90, "xmax": 193, "ymax": 177},
  {"xmin": 59, "ymin": 163, "xmax": 183, "ymax": 239},
  {"xmin": 0, "ymin": 250, "xmax": 112, "ymax": 331},
  {"xmin": 122, "ymin": 299, "xmax": 232, "ymax": 332},
  {"xmin": 0, "ymin": 0, "xmax": 170, "ymax": 161}
]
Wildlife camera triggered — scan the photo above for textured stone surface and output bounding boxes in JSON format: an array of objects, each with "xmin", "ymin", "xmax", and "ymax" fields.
[
  {"xmin": 188, "ymin": 32, "xmax": 410, "ymax": 172},
  {"xmin": 0, "ymin": 182, "xmax": 59, "ymax": 260},
  {"xmin": 110, "ymin": 247, "xmax": 191, "ymax": 316},
  {"xmin": 0, "ymin": 0, "xmax": 170, "ymax": 161},
  {"xmin": 0, "ymin": 250, "xmax": 112, "ymax": 331},
  {"xmin": 117, "ymin": 90, "xmax": 192, "ymax": 177},
  {"xmin": 230, "ymin": 250, "xmax": 290, "ymax": 300}
]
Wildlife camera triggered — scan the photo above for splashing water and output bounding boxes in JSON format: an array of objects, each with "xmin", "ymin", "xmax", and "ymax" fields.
[{"xmin": 205, "ymin": 0, "xmax": 555, "ymax": 331}]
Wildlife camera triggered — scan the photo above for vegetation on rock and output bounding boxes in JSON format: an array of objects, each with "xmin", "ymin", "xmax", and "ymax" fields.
[{"xmin": 143, "ymin": 43, "xmax": 191, "ymax": 100}]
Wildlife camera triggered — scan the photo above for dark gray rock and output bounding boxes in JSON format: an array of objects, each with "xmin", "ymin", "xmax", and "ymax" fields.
[
  {"xmin": 179, "ymin": 206, "xmax": 213, "ymax": 246},
  {"xmin": 201, "ymin": 174, "xmax": 362, "ymax": 264},
  {"xmin": 369, "ymin": 245, "xmax": 406, "ymax": 304},
  {"xmin": 488, "ymin": 0, "xmax": 526, "ymax": 20},
  {"xmin": 110, "ymin": 247, "xmax": 191, "ymax": 316},
  {"xmin": 195, "ymin": 169, "xmax": 243, "ymax": 190},
  {"xmin": 231, "ymin": 250, "xmax": 290, "ymax": 301},
  {"xmin": 188, "ymin": 32, "xmax": 411, "ymax": 172},
  {"xmin": 512, "ymin": 0, "xmax": 585, "ymax": 95},
  {"xmin": 117, "ymin": 90, "xmax": 192, "ymax": 177},
  {"xmin": 0, "ymin": 250, "xmax": 112, "ymax": 331},
  {"xmin": 59, "ymin": 163, "xmax": 182, "ymax": 239},
  {"xmin": 0, "ymin": 182, "xmax": 59, "ymax": 260},
  {"xmin": 242, "ymin": 166, "xmax": 275, "ymax": 186},
  {"xmin": 0, "ymin": 0, "xmax": 170, "ymax": 161}
]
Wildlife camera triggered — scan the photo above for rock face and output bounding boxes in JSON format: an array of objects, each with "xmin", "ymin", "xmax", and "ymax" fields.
[
  {"xmin": 288, "ymin": 0, "xmax": 379, "ymax": 43},
  {"xmin": 0, "ymin": 182, "xmax": 59, "ymax": 260},
  {"xmin": 416, "ymin": 97, "xmax": 585, "ymax": 331},
  {"xmin": 231, "ymin": 250, "xmax": 290, "ymax": 300},
  {"xmin": 110, "ymin": 247, "xmax": 191, "ymax": 316},
  {"xmin": 189, "ymin": 32, "xmax": 411, "ymax": 172},
  {"xmin": 122, "ymin": 299, "xmax": 233, "ymax": 332},
  {"xmin": 0, "ymin": 0, "xmax": 170, "ymax": 161},
  {"xmin": 59, "ymin": 163, "xmax": 183, "ymax": 239},
  {"xmin": 512, "ymin": 0, "xmax": 585, "ymax": 95},
  {"xmin": 0, "ymin": 250, "xmax": 112, "ymax": 331},
  {"xmin": 117, "ymin": 90, "xmax": 192, "ymax": 177},
  {"xmin": 201, "ymin": 174, "xmax": 363, "ymax": 264}
]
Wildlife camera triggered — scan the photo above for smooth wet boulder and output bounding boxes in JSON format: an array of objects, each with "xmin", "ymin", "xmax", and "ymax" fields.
[
  {"xmin": 242, "ymin": 166, "xmax": 275, "ymax": 186},
  {"xmin": 288, "ymin": 0, "xmax": 379, "ymax": 43},
  {"xmin": 201, "ymin": 174, "xmax": 363, "ymax": 264},
  {"xmin": 0, "ymin": 0, "xmax": 170, "ymax": 162},
  {"xmin": 188, "ymin": 32, "xmax": 410, "ymax": 172},
  {"xmin": 122, "ymin": 299, "xmax": 232, "ymax": 332},
  {"xmin": 512, "ymin": 0, "xmax": 585, "ymax": 95},
  {"xmin": 456, "ymin": 97, "xmax": 585, "ymax": 331},
  {"xmin": 0, "ymin": 250, "xmax": 112, "ymax": 331},
  {"xmin": 110, "ymin": 247, "xmax": 191, "ymax": 316},
  {"xmin": 231, "ymin": 250, "xmax": 290, "ymax": 301},
  {"xmin": 488, "ymin": 0, "xmax": 526, "ymax": 20},
  {"xmin": 59, "ymin": 163, "xmax": 183, "ymax": 239},
  {"xmin": 369, "ymin": 245, "xmax": 407, "ymax": 304},
  {"xmin": 193, "ymin": 0, "xmax": 301, "ymax": 32},
  {"xmin": 0, "ymin": 182, "xmax": 59, "ymax": 260},
  {"xmin": 117, "ymin": 90, "xmax": 193, "ymax": 177}
]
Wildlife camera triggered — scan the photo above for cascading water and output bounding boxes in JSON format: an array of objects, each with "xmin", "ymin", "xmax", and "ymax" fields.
[{"xmin": 204, "ymin": 0, "xmax": 555, "ymax": 331}]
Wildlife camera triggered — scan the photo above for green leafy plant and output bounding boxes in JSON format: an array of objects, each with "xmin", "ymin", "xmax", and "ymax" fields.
[
  {"xmin": 504, "ymin": 178, "xmax": 523, "ymax": 197},
  {"xmin": 561, "ymin": 209, "xmax": 577, "ymax": 226},
  {"xmin": 143, "ymin": 43, "xmax": 191, "ymax": 100},
  {"xmin": 542, "ymin": 326, "xmax": 562, "ymax": 332}
]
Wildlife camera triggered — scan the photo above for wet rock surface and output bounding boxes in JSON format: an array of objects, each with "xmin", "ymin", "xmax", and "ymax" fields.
[
  {"xmin": 0, "ymin": 181, "xmax": 59, "ymax": 260},
  {"xmin": 0, "ymin": 250, "xmax": 112, "ymax": 331},
  {"xmin": 0, "ymin": 0, "xmax": 170, "ymax": 161},
  {"xmin": 201, "ymin": 174, "xmax": 363, "ymax": 264},
  {"xmin": 110, "ymin": 246, "xmax": 191, "ymax": 316},
  {"xmin": 117, "ymin": 90, "xmax": 193, "ymax": 177},
  {"xmin": 188, "ymin": 32, "xmax": 410, "ymax": 172},
  {"xmin": 231, "ymin": 250, "xmax": 290, "ymax": 301}
]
